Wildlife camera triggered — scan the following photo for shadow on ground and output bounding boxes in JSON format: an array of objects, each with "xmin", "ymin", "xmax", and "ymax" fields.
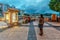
[
  {"xmin": 0, "ymin": 26, "xmax": 15, "ymax": 32},
  {"xmin": 46, "ymin": 22, "xmax": 60, "ymax": 31}
]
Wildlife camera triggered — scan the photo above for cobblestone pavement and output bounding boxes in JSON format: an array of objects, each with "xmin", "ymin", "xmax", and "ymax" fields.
[
  {"xmin": 0, "ymin": 21, "xmax": 8, "ymax": 29},
  {"xmin": 47, "ymin": 22, "xmax": 60, "ymax": 27},
  {"xmin": 46, "ymin": 22, "xmax": 60, "ymax": 31},
  {"xmin": 34, "ymin": 21, "xmax": 60, "ymax": 40},
  {"xmin": 0, "ymin": 21, "xmax": 60, "ymax": 40}
]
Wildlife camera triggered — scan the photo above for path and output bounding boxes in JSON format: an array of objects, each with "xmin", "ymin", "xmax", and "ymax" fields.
[{"xmin": 0, "ymin": 21, "xmax": 60, "ymax": 40}]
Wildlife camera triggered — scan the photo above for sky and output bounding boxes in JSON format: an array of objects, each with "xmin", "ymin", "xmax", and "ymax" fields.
[{"xmin": 0, "ymin": 0, "xmax": 59, "ymax": 14}]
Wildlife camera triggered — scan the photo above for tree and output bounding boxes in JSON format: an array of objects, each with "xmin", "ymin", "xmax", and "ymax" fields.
[
  {"xmin": 24, "ymin": 14, "xmax": 30, "ymax": 16},
  {"xmin": 49, "ymin": 0, "xmax": 60, "ymax": 16}
]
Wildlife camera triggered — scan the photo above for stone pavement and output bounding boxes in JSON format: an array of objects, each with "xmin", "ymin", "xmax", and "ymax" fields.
[
  {"xmin": 33, "ymin": 21, "xmax": 60, "ymax": 40},
  {"xmin": 0, "ymin": 26, "xmax": 29, "ymax": 40},
  {"xmin": 47, "ymin": 22, "xmax": 60, "ymax": 27},
  {"xmin": 35, "ymin": 27, "xmax": 60, "ymax": 40},
  {"xmin": 46, "ymin": 22, "xmax": 60, "ymax": 31},
  {"xmin": 0, "ymin": 21, "xmax": 8, "ymax": 29},
  {"xmin": 0, "ymin": 21, "xmax": 60, "ymax": 40}
]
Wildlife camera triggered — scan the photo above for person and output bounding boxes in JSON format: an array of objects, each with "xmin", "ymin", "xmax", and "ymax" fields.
[
  {"xmin": 38, "ymin": 14, "xmax": 44, "ymax": 36},
  {"xmin": 28, "ymin": 16, "xmax": 31, "ymax": 22}
]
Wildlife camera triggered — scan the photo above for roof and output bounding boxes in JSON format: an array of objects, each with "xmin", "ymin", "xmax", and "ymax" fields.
[{"xmin": 8, "ymin": 8, "xmax": 19, "ymax": 12}]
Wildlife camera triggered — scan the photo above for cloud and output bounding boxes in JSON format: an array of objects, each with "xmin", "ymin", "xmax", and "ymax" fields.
[{"xmin": 0, "ymin": 0, "xmax": 58, "ymax": 14}]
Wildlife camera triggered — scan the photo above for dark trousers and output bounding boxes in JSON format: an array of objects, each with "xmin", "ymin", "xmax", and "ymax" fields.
[
  {"xmin": 40, "ymin": 28, "xmax": 43, "ymax": 35},
  {"xmin": 39, "ymin": 24, "xmax": 43, "ymax": 35}
]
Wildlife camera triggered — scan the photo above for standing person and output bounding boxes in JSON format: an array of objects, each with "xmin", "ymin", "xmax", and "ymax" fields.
[
  {"xmin": 28, "ymin": 16, "xmax": 31, "ymax": 22},
  {"xmin": 38, "ymin": 14, "xmax": 44, "ymax": 36}
]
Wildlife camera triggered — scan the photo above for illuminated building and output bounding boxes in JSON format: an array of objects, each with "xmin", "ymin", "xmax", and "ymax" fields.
[{"xmin": 5, "ymin": 8, "xmax": 19, "ymax": 26}]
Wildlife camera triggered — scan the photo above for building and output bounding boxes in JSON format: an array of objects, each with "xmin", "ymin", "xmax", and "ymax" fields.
[
  {"xmin": 0, "ymin": 3, "xmax": 3, "ymax": 17},
  {"xmin": 0, "ymin": 3, "xmax": 10, "ymax": 17},
  {"xmin": 0, "ymin": 3, "xmax": 18, "ymax": 21},
  {"xmin": 5, "ymin": 8, "xmax": 19, "ymax": 26}
]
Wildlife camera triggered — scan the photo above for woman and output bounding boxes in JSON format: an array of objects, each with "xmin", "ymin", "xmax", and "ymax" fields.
[{"xmin": 38, "ymin": 14, "xmax": 44, "ymax": 36}]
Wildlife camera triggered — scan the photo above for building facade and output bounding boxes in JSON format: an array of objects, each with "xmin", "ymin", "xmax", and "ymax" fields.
[
  {"xmin": 0, "ymin": 3, "xmax": 3, "ymax": 17},
  {"xmin": 0, "ymin": 3, "xmax": 10, "ymax": 17}
]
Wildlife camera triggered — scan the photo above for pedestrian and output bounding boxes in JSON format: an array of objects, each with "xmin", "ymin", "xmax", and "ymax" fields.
[{"xmin": 38, "ymin": 14, "xmax": 44, "ymax": 36}]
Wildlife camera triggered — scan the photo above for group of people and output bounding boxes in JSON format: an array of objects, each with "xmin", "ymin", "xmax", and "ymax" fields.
[{"xmin": 38, "ymin": 14, "xmax": 44, "ymax": 36}]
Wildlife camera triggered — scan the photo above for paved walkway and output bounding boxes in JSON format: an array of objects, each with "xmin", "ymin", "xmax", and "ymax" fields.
[
  {"xmin": 46, "ymin": 22, "xmax": 60, "ymax": 31},
  {"xmin": 0, "ymin": 21, "xmax": 60, "ymax": 40},
  {"xmin": 47, "ymin": 22, "xmax": 60, "ymax": 27},
  {"xmin": 0, "ymin": 21, "xmax": 8, "ymax": 29}
]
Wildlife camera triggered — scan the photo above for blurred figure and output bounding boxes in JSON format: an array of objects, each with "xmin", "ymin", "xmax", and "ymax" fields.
[
  {"xmin": 28, "ymin": 16, "xmax": 31, "ymax": 22},
  {"xmin": 38, "ymin": 14, "xmax": 44, "ymax": 36}
]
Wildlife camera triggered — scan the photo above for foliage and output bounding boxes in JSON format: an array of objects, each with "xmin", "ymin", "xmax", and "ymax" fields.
[
  {"xmin": 24, "ymin": 14, "xmax": 30, "ymax": 16},
  {"xmin": 49, "ymin": 0, "xmax": 60, "ymax": 12}
]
